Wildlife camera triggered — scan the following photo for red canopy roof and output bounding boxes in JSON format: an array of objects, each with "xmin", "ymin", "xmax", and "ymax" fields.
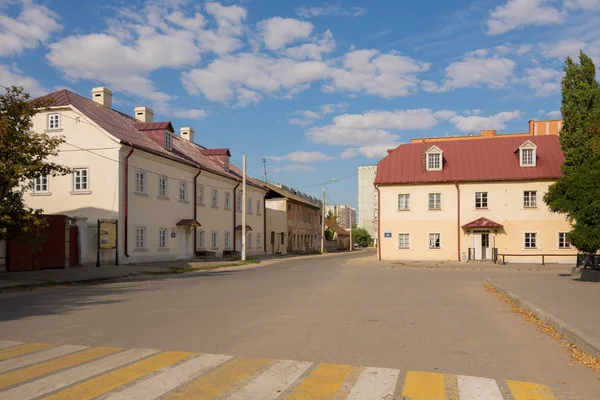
[{"xmin": 462, "ymin": 217, "xmax": 503, "ymax": 228}]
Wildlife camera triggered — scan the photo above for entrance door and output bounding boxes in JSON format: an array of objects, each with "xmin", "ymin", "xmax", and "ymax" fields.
[
  {"xmin": 473, "ymin": 233, "xmax": 482, "ymax": 260},
  {"xmin": 179, "ymin": 229, "xmax": 189, "ymax": 259},
  {"xmin": 481, "ymin": 233, "xmax": 490, "ymax": 260}
]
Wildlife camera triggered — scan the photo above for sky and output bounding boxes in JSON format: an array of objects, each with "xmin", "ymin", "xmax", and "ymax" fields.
[{"xmin": 1, "ymin": 0, "xmax": 599, "ymax": 210}]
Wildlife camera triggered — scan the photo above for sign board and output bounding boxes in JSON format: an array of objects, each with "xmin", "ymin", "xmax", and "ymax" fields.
[
  {"xmin": 99, "ymin": 220, "xmax": 117, "ymax": 249},
  {"xmin": 384, "ymin": 230, "xmax": 392, "ymax": 238}
]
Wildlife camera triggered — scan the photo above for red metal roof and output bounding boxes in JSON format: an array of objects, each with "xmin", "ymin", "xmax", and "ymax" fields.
[
  {"xmin": 200, "ymin": 148, "xmax": 231, "ymax": 156},
  {"xmin": 462, "ymin": 217, "xmax": 503, "ymax": 228},
  {"xmin": 134, "ymin": 122, "xmax": 173, "ymax": 132},
  {"xmin": 375, "ymin": 135, "xmax": 564, "ymax": 185}
]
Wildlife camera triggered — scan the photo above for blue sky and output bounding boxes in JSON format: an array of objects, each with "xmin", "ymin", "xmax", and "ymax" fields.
[{"xmin": 1, "ymin": 0, "xmax": 599, "ymax": 208}]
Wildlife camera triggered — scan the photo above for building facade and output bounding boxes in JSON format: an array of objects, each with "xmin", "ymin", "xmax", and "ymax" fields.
[
  {"xmin": 325, "ymin": 204, "xmax": 356, "ymax": 230},
  {"xmin": 358, "ymin": 165, "xmax": 378, "ymax": 244},
  {"xmin": 375, "ymin": 120, "xmax": 577, "ymax": 263}
]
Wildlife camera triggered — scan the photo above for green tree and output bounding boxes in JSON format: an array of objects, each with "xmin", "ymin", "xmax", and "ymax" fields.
[
  {"xmin": 544, "ymin": 52, "xmax": 600, "ymax": 253},
  {"xmin": 352, "ymin": 226, "xmax": 372, "ymax": 245},
  {"xmin": 0, "ymin": 86, "xmax": 71, "ymax": 244},
  {"xmin": 324, "ymin": 227, "xmax": 335, "ymax": 240}
]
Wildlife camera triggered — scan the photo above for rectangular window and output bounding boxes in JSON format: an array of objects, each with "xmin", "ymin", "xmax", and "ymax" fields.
[
  {"xmin": 428, "ymin": 193, "xmax": 441, "ymax": 210},
  {"xmin": 197, "ymin": 185, "xmax": 204, "ymax": 204},
  {"xmin": 247, "ymin": 232, "xmax": 253, "ymax": 248},
  {"xmin": 135, "ymin": 227, "xmax": 146, "ymax": 249},
  {"xmin": 429, "ymin": 233, "xmax": 441, "ymax": 249},
  {"xmin": 398, "ymin": 194, "xmax": 410, "ymax": 210},
  {"xmin": 48, "ymin": 113, "xmax": 60, "ymax": 130},
  {"xmin": 521, "ymin": 148, "xmax": 534, "ymax": 166},
  {"xmin": 197, "ymin": 230, "xmax": 205, "ymax": 249},
  {"xmin": 158, "ymin": 176, "xmax": 168, "ymax": 197},
  {"xmin": 158, "ymin": 228, "xmax": 168, "ymax": 249},
  {"xmin": 523, "ymin": 191, "xmax": 537, "ymax": 208},
  {"xmin": 73, "ymin": 168, "xmax": 89, "ymax": 191},
  {"xmin": 224, "ymin": 231, "xmax": 231, "ymax": 248},
  {"xmin": 524, "ymin": 232, "xmax": 538, "ymax": 249},
  {"xmin": 211, "ymin": 231, "xmax": 218, "ymax": 249},
  {"xmin": 237, "ymin": 191, "xmax": 242, "ymax": 211},
  {"xmin": 225, "ymin": 192, "xmax": 231, "ymax": 209},
  {"xmin": 281, "ymin": 233, "xmax": 285, "ymax": 245},
  {"xmin": 248, "ymin": 198, "xmax": 253, "ymax": 213},
  {"xmin": 135, "ymin": 170, "xmax": 146, "ymax": 193},
  {"xmin": 558, "ymin": 232, "xmax": 572, "ymax": 249},
  {"xmin": 211, "ymin": 189, "xmax": 219, "ymax": 207},
  {"xmin": 256, "ymin": 233, "xmax": 262, "ymax": 248},
  {"xmin": 398, "ymin": 233, "xmax": 410, "ymax": 249},
  {"xmin": 34, "ymin": 175, "xmax": 49, "ymax": 193},
  {"xmin": 427, "ymin": 153, "xmax": 441, "ymax": 170},
  {"xmin": 256, "ymin": 200, "xmax": 261, "ymax": 215},
  {"xmin": 165, "ymin": 131, "xmax": 172, "ymax": 150},
  {"xmin": 179, "ymin": 181, "xmax": 188, "ymax": 201},
  {"xmin": 475, "ymin": 192, "xmax": 488, "ymax": 209}
]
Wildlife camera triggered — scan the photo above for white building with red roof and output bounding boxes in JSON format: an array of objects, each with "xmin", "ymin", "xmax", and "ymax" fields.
[
  {"xmin": 27, "ymin": 87, "xmax": 267, "ymax": 265},
  {"xmin": 374, "ymin": 120, "xmax": 577, "ymax": 263}
]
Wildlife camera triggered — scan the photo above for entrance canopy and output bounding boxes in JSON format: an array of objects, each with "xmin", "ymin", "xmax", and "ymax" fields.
[
  {"xmin": 462, "ymin": 217, "xmax": 503, "ymax": 229},
  {"xmin": 235, "ymin": 224, "xmax": 253, "ymax": 231},
  {"xmin": 176, "ymin": 219, "xmax": 201, "ymax": 227}
]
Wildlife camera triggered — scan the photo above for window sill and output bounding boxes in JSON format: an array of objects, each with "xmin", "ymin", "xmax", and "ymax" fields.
[
  {"xmin": 224, "ymin": 207, "xmax": 231, "ymax": 211},
  {"xmin": 70, "ymin": 190, "xmax": 92, "ymax": 195},
  {"xmin": 523, "ymin": 207, "xmax": 538, "ymax": 210},
  {"xmin": 210, "ymin": 247, "xmax": 219, "ymax": 250},
  {"xmin": 428, "ymin": 208, "xmax": 442, "ymax": 211},
  {"xmin": 428, "ymin": 248, "xmax": 442, "ymax": 250},
  {"xmin": 474, "ymin": 208, "xmax": 488, "ymax": 211},
  {"xmin": 45, "ymin": 128, "xmax": 63, "ymax": 133},
  {"xmin": 523, "ymin": 248, "xmax": 538, "ymax": 250},
  {"xmin": 134, "ymin": 192, "xmax": 148, "ymax": 197},
  {"xmin": 179, "ymin": 199, "xmax": 189, "ymax": 204},
  {"xmin": 157, "ymin": 248, "xmax": 170, "ymax": 252},
  {"xmin": 197, "ymin": 203, "xmax": 205, "ymax": 206},
  {"xmin": 557, "ymin": 247, "xmax": 573, "ymax": 251},
  {"xmin": 397, "ymin": 209, "xmax": 411, "ymax": 212},
  {"xmin": 211, "ymin": 205, "xmax": 219, "ymax": 209},
  {"xmin": 397, "ymin": 248, "xmax": 411, "ymax": 250},
  {"xmin": 134, "ymin": 248, "xmax": 148, "ymax": 252},
  {"xmin": 31, "ymin": 192, "xmax": 52, "ymax": 196},
  {"xmin": 157, "ymin": 196, "xmax": 170, "ymax": 201}
]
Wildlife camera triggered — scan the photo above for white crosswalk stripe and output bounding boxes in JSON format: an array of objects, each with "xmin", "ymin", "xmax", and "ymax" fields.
[
  {"xmin": 347, "ymin": 367, "xmax": 400, "ymax": 400},
  {"xmin": 0, "ymin": 341, "xmax": 22, "ymax": 349},
  {"xmin": 99, "ymin": 353, "xmax": 232, "ymax": 400},
  {"xmin": 458, "ymin": 375, "xmax": 504, "ymax": 400},
  {"xmin": 0, "ymin": 348, "xmax": 157, "ymax": 400},
  {"xmin": 227, "ymin": 359, "xmax": 313, "ymax": 400},
  {"xmin": 0, "ymin": 345, "xmax": 88, "ymax": 373}
]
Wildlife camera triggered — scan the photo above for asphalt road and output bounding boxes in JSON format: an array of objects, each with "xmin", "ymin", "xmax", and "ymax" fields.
[{"xmin": 1, "ymin": 250, "xmax": 599, "ymax": 398}]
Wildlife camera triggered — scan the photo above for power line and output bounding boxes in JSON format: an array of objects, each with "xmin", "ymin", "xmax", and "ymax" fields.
[{"xmin": 295, "ymin": 173, "xmax": 359, "ymax": 189}]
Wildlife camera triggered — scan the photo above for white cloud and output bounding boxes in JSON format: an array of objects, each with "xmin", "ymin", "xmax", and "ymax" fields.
[
  {"xmin": 258, "ymin": 17, "xmax": 314, "ymax": 50},
  {"xmin": 449, "ymin": 111, "xmax": 522, "ymax": 132},
  {"xmin": 516, "ymin": 44, "xmax": 533, "ymax": 55},
  {"xmin": 288, "ymin": 118, "xmax": 314, "ymax": 127},
  {"xmin": 288, "ymin": 102, "xmax": 347, "ymax": 126},
  {"xmin": 523, "ymin": 67, "xmax": 562, "ymax": 96},
  {"xmin": 541, "ymin": 38, "xmax": 590, "ymax": 59},
  {"xmin": 0, "ymin": 2, "xmax": 61, "ymax": 56},
  {"xmin": 339, "ymin": 147, "xmax": 358, "ymax": 159},
  {"xmin": 266, "ymin": 151, "xmax": 332, "ymax": 163},
  {"xmin": 486, "ymin": 0, "xmax": 565, "ymax": 35},
  {"xmin": 205, "ymin": 2, "xmax": 247, "ymax": 36},
  {"xmin": 272, "ymin": 164, "xmax": 316, "ymax": 172},
  {"xmin": 564, "ymin": 0, "xmax": 600, "ymax": 10},
  {"xmin": 296, "ymin": 3, "xmax": 366, "ymax": 18},
  {"xmin": 546, "ymin": 110, "xmax": 562, "ymax": 118},
  {"xmin": 284, "ymin": 30, "xmax": 335, "ymax": 60},
  {"xmin": 0, "ymin": 63, "xmax": 47, "ymax": 96},
  {"xmin": 423, "ymin": 51, "xmax": 515, "ymax": 92},
  {"xmin": 172, "ymin": 108, "xmax": 209, "ymax": 119}
]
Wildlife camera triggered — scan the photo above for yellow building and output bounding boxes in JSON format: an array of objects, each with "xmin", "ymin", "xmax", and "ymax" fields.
[{"xmin": 375, "ymin": 121, "xmax": 577, "ymax": 263}]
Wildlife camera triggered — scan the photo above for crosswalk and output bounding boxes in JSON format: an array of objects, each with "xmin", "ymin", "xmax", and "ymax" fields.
[{"xmin": 0, "ymin": 340, "xmax": 558, "ymax": 399}]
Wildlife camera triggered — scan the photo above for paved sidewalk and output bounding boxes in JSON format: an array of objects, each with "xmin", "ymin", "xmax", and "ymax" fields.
[{"xmin": 488, "ymin": 273, "xmax": 600, "ymax": 359}]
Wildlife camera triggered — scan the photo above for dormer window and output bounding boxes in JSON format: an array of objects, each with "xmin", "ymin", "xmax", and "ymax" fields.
[
  {"xmin": 425, "ymin": 145, "xmax": 443, "ymax": 171},
  {"xmin": 164, "ymin": 130, "xmax": 172, "ymax": 150},
  {"xmin": 224, "ymin": 156, "xmax": 230, "ymax": 171},
  {"xmin": 519, "ymin": 140, "xmax": 537, "ymax": 167}
]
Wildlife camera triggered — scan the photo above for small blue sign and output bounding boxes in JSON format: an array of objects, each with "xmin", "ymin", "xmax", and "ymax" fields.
[{"xmin": 384, "ymin": 232, "xmax": 392, "ymax": 238}]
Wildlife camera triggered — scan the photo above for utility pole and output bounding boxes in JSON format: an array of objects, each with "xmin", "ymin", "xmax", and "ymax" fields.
[
  {"xmin": 242, "ymin": 154, "xmax": 247, "ymax": 261},
  {"xmin": 321, "ymin": 187, "xmax": 325, "ymax": 254},
  {"xmin": 262, "ymin": 158, "xmax": 268, "ymax": 183}
]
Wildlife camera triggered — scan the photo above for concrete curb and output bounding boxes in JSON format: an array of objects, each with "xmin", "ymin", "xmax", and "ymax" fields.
[{"xmin": 486, "ymin": 278, "xmax": 600, "ymax": 361}]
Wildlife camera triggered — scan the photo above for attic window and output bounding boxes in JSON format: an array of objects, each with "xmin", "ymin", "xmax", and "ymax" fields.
[
  {"xmin": 165, "ymin": 130, "xmax": 172, "ymax": 151},
  {"xmin": 425, "ymin": 145, "xmax": 443, "ymax": 171},
  {"xmin": 224, "ymin": 156, "xmax": 230, "ymax": 170},
  {"xmin": 519, "ymin": 140, "xmax": 537, "ymax": 167}
]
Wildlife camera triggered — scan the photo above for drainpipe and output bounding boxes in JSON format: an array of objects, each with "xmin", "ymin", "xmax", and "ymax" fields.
[
  {"xmin": 263, "ymin": 188, "xmax": 270, "ymax": 254},
  {"xmin": 193, "ymin": 167, "xmax": 202, "ymax": 254},
  {"xmin": 233, "ymin": 180, "xmax": 241, "ymax": 252},
  {"xmin": 455, "ymin": 182, "xmax": 461, "ymax": 262},
  {"xmin": 124, "ymin": 143, "xmax": 134, "ymax": 258},
  {"xmin": 376, "ymin": 185, "xmax": 381, "ymax": 261}
]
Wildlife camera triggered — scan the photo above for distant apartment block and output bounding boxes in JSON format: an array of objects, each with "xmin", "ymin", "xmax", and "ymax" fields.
[
  {"xmin": 358, "ymin": 165, "xmax": 378, "ymax": 243},
  {"xmin": 326, "ymin": 204, "xmax": 356, "ymax": 230}
]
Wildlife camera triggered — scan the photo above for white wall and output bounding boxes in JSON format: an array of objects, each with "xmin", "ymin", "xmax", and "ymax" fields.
[{"xmin": 235, "ymin": 185, "xmax": 267, "ymax": 256}]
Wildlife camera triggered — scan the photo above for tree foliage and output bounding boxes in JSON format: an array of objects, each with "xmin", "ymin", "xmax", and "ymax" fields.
[
  {"xmin": 352, "ymin": 226, "xmax": 372, "ymax": 245},
  {"xmin": 0, "ymin": 86, "xmax": 71, "ymax": 243},
  {"xmin": 324, "ymin": 227, "xmax": 335, "ymax": 240},
  {"xmin": 544, "ymin": 52, "xmax": 600, "ymax": 253}
]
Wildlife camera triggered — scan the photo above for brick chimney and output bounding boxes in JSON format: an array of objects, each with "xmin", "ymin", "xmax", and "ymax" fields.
[
  {"xmin": 91, "ymin": 87, "xmax": 112, "ymax": 108},
  {"xmin": 180, "ymin": 127, "xmax": 195, "ymax": 142},
  {"xmin": 134, "ymin": 106, "xmax": 154, "ymax": 123}
]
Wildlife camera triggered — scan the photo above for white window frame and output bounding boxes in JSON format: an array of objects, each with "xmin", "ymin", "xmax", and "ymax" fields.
[
  {"xmin": 256, "ymin": 232, "xmax": 262, "ymax": 249},
  {"xmin": 224, "ymin": 231, "xmax": 231, "ymax": 249},
  {"xmin": 428, "ymin": 193, "xmax": 441, "ymax": 210},
  {"xmin": 72, "ymin": 167, "xmax": 89, "ymax": 192},
  {"xmin": 425, "ymin": 145, "xmax": 443, "ymax": 171},
  {"xmin": 398, "ymin": 194, "xmax": 411, "ymax": 211},
  {"xmin": 475, "ymin": 192, "xmax": 488, "ymax": 209},
  {"xmin": 256, "ymin": 200, "xmax": 261, "ymax": 215},
  {"xmin": 236, "ymin": 191, "xmax": 242, "ymax": 211},
  {"xmin": 211, "ymin": 231, "xmax": 218, "ymax": 249},
  {"xmin": 224, "ymin": 192, "xmax": 231, "ymax": 209},
  {"xmin": 398, "ymin": 233, "xmax": 410, "ymax": 249},
  {"xmin": 211, "ymin": 189, "xmax": 219, "ymax": 207},
  {"xmin": 523, "ymin": 190, "xmax": 537, "ymax": 208},
  {"xmin": 158, "ymin": 228, "xmax": 168, "ymax": 249},
  {"xmin": 135, "ymin": 169, "xmax": 147, "ymax": 194},
  {"xmin": 247, "ymin": 197, "xmax": 253, "ymax": 214},
  {"xmin": 179, "ymin": 181, "xmax": 188, "ymax": 201},
  {"xmin": 428, "ymin": 233, "xmax": 441, "ymax": 249},
  {"xmin": 247, "ymin": 232, "xmax": 253, "ymax": 248},
  {"xmin": 558, "ymin": 232, "xmax": 572, "ymax": 249},
  {"xmin": 158, "ymin": 176, "xmax": 168, "ymax": 198},
  {"xmin": 524, "ymin": 232, "xmax": 538, "ymax": 249},
  {"xmin": 164, "ymin": 130, "xmax": 172, "ymax": 150},
  {"xmin": 197, "ymin": 230, "xmax": 205, "ymax": 249},
  {"xmin": 34, "ymin": 175, "xmax": 49, "ymax": 193},
  {"xmin": 47, "ymin": 113, "xmax": 60, "ymax": 130},
  {"xmin": 197, "ymin": 185, "xmax": 204, "ymax": 204},
  {"xmin": 135, "ymin": 226, "xmax": 147, "ymax": 249},
  {"xmin": 519, "ymin": 141, "xmax": 537, "ymax": 167}
]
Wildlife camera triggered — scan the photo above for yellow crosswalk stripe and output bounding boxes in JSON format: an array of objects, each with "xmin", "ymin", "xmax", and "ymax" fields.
[
  {"xmin": 285, "ymin": 363, "xmax": 355, "ymax": 400},
  {"xmin": 507, "ymin": 380, "xmax": 557, "ymax": 400},
  {"xmin": 0, "ymin": 343, "xmax": 53, "ymax": 361},
  {"xmin": 401, "ymin": 371, "xmax": 446, "ymax": 400},
  {"xmin": 164, "ymin": 357, "xmax": 271, "ymax": 400},
  {"xmin": 0, "ymin": 347, "xmax": 120, "ymax": 389},
  {"xmin": 43, "ymin": 351, "xmax": 193, "ymax": 400}
]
